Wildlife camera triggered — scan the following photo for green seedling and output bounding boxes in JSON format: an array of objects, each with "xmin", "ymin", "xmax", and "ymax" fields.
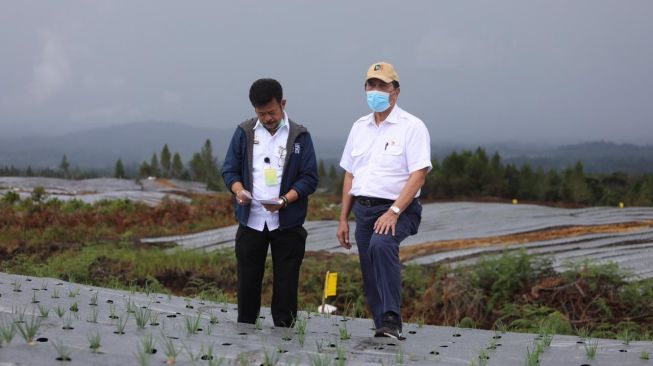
[
  {"xmin": 524, "ymin": 344, "xmax": 540, "ymax": 366},
  {"xmin": 308, "ymin": 353, "xmax": 332, "ymax": 366},
  {"xmin": 51, "ymin": 287, "xmax": 60, "ymax": 299},
  {"xmin": 62, "ymin": 313, "xmax": 74, "ymax": 330},
  {"xmin": 576, "ymin": 326, "xmax": 591, "ymax": 340},
  {"xmin": 13, "ymin": 306, "xmax": 26, "ymax": 323},
  {"xmin": 294, "ymin": 315, "xmax": 308, "ymax": 347},
  {"xmin": 209, "ymin": 312, "xmax": 219, "ymax": 324},
  {"xmin": 160, "ymin": 334, "xmax": 181, "ymax": 364},
  {"xmin": 200, "ymin": 342, "xmax": 215, "ymax": 362},
  {"xmin": 125, "ymin": 298, "xmax": 136, "ymax": 313},
  {"xmin": 87, "ymin": 330, "xmax": 102, "ymax": 352},
  {"xmin": 16, "ymin": 315, "xmax": 41, "ymax": 345},
  {"xmin": 618, "ymin": 328, "xmax": 633, "ymax": 346},
  {"xmin": 262, "ymin": 347, "xmax": 281, "ymax": 366},
  {"xmin": 31, "ymin": 291, "xmax": 39, "ymax": 304},
  {"xmin": 493, "ymin": 319, "xmax": 508, "ymax": 333},
  {"xmin": 140, "ymin": 333, "xmax": 156, "ymax": 354},
  {"xmin": 109, "ymin": 304, "xmax": 118, "ymax": 319},
  {"xmin": 54, "ymin": 305, "xmax": 66, "ymax": 319},
  {"xmin": 37, "ymin": 304, "xmax": 49, "ymax": 318},
  {"xmin": 395, "ymin": 348, "xmax": 405, "ymax": 364},
  {"xmin": 115, "ymin": 315, "xmax": 129, "ymax": 334},
  {"xmin": 135, "ymin": 342, "xmax": 151, "ymax": 366},
  {"xmin": 69, "ymin": 302, "xmax": 79, "ymax": 313},
  {"xmin": 40, "ymin": 281, "xmax": 48, "ymax": 290},
  {"xmin": 67, "ymin": 287, "xmax": 80, "ymax": 298},
  {"xmin": 339, "ymin": 323, "xmax": 351, "ymax": 340},
  {"xmin": 53, "ymin": 339, "xmax": 72, "ymax": 361},
  {"xmin": 90, "ymin": 292, "xmax": 99, "ymax": 306},
  {"xmin": 641, "ymin": 350, "xmax": 650, "ymax": 360},
  {"xmin": 87, "ymin": 307, "xmax": 99, "ymax": 323},
  {"xmin": 0, "ymin": 317, "xmax": 17, "ymax": 344},
  {"xmin": 584, "ymin": 339, "xmax": 598, "ymax": 359},
  {"xmin": 478, "ymin": 349, "xmax": 489, "ymax": 366},
  {"xmin": 11, "ymin": 279, "xmax": 22, "ymax": 292},
  {"xmin": 184, "ymin": 343, "xmax": 202, "ymax": 362},
  {"xmin": 335, "ymin": 342, "xmax": 347, "ymax": 366},
  {"xmin": 134, "ymin": 307, "xmax": 151, "ymax": 329},
  {"xmin": 149, "ymin": 311, "xmax": 160, "ymax": 326},
  {"xmin": 184, "ymin": 313, "xmax": 201, "ymax": 335}
]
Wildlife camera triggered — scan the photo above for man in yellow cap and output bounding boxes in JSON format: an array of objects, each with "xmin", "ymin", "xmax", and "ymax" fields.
[{"xmin": 336, "ymin": 62, "xmax": 432, "ymax": 339}]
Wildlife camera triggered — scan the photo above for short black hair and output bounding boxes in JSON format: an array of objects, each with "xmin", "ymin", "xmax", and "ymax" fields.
[{"xmin": 249, "ymin": 78, "xmax": 283, "ymax": 107}]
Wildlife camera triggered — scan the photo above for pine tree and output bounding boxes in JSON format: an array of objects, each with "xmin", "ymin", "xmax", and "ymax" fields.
[
  {"xmin": 114, "ymin": 159, "xmax": 126, "ymax": 179},
  {"xmin": 160, "ymin": 144, "xmax": 171, "ymax": 178},
  {"xmin": 172, "ymin": 152, "xmax": 184, "ymax": 179},
  {"xmin": 200, "ymin": 139, "xmax": 222, "ymax": 191},
  {"xmin": 139, "ymin": 161, "xmax": 151, "ymax": 178},
  {"xmin": 189, "ymin": 153, "xmax": 205, "ymax": 182},
  {"xmin": 59, "ymin": 154, "xmax": 70, "ymax": 179},
  {"xmin": 150, "ymin": 153, "xmax": 161, "ymax": 177}
]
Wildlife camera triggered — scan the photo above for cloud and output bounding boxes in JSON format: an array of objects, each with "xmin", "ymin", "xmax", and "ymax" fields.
[
  {"xmin": 161, "ymin": 90, "xmax": 182, "ymax": 104},
  {"xmin": 29, "ymin": 31, "xmax": 71, "ymax": 102}
]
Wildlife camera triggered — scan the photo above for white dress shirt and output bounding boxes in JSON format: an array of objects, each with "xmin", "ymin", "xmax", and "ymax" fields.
[
  {"xmin": 340, "ymin": 105, "xmax": 432, "ymax": 200},
  {"xmin": 247, "ymin": 112, "xmax": 290, "ymax": 231}
]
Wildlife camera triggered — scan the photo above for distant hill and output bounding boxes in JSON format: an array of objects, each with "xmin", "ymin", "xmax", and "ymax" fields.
[
  {"xmin": 0, "ymin": 121, "xmax": 233, "ymax": 171},
  {"xmin": 502, "ymin": 141, "xmax": 653, "ymax": 174},
  {"xmin": 2, "ymin": 123, "xmax": 652, "ymax": 174}
]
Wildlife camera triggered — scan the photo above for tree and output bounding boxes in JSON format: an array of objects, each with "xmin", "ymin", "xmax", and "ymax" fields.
[
  {"xmin": 189, "ymin": 153, "xmax": 205, "ymax": 182},
  {"xmin": 172, "ymin": 152, "xmax": 184, "ymax": 179},
  {"xmin": 114, "ymin": 159, "xmax": 126, "ymax": 179},
  {"xmin": 150, "ymin": 153, "xmax": 161, "ymax": 177},
  {"xmin": 160, "ymin": 144, "xmax": 171, "ymax": 178},
  {"xmin": 318, "ymin": 160, "xmax": 327, "ymax": 188},
  {"xmin": 200, "ymin": 139, "xmax": 222, "ymax": 191},
  {"xmin": 59, "ymin": 155, "xmax": 70, "ymax": 178},
  {"xmin": 139, "ymin": 162, "xmax": 151, "ymax": 178}
]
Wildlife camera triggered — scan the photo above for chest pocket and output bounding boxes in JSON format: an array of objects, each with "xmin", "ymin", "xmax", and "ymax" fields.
[{"xmin": 378, "ymin": 143, "xmax": 405, "ymax": 169}]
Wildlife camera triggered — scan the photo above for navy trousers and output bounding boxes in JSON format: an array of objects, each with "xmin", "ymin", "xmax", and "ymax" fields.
[{"xmin": 353, "ymin": 198, "xmax": 422, "ymax": 329}]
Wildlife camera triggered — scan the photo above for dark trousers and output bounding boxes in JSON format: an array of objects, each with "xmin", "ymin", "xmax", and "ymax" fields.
[
  {"xmin": 235, "ymin": 224, "xmax": 307, "ymax": 327},
  {"xmin": 353, "ymin": 199, "xmax": 422, "ymax": 329}
]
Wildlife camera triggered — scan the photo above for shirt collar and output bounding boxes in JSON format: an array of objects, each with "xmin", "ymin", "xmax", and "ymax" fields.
[
  {"xmin": 254, "ymin": 111, "xmax": 290, "ymax": 131},
  {"xmin": 365, "ymin": 104, "xmax": 402, "ymax": 126}
]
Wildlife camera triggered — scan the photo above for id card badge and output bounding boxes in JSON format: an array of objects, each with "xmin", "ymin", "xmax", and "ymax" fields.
[{"xmin": 264, "ymin": 167, "xmax": 278, "ymax": 186}]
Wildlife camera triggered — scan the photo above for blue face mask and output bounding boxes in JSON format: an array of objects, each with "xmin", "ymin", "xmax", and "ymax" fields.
[{"xmin": 366, "ymin": 91, "xmax": 391, "ymax": 112}]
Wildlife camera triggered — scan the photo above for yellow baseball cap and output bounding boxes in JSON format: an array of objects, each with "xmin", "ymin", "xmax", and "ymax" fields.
[{"xmin": 366, "ymin": 62, "xmax": 400, "ymax": 83}]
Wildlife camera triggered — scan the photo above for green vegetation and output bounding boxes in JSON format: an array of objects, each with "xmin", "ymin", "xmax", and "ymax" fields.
[
  {"xmin": 422, "ymin": 148, "xmax": 653, "ymax": 206},
  {"xmin": 2, "ymin": 185, "xmax": 653, "ymax": 342}
]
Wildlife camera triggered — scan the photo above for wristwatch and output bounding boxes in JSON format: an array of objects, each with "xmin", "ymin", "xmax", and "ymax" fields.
[{"xmin": 389, "ymin": 205, "xmax": 401, "ymax": 216}]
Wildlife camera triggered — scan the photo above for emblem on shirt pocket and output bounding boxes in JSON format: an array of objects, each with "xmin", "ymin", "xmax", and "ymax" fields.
[{"xmin": 294, "ymin": 143, "xmax": 301, "ymax": 154}]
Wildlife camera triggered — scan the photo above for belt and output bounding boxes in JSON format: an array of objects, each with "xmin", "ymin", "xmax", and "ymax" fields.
[{"xmin": 355, "ymin": 196, "xmax": 394, "ymax": 207}]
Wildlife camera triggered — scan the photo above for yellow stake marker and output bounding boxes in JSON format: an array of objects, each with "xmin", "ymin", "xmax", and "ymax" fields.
[
  {"xmin": 512, "ymin": 198, "xmax": 519, "ymax": 205},
  {"xmin": 619, "ymin": 202, "xmax": 625, "ymax": 209}
]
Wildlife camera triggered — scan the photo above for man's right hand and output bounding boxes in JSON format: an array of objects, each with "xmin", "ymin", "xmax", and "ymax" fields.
[
  {"xmin": 336, "ymin": 220, "xmax": 351, "ymax": 249},
  {"xmin": 236, "ymin": 189, "xmax": 252, "ymax": 206}
]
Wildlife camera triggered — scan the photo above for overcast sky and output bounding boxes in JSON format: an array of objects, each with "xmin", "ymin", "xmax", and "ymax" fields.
[{"xmin": 1, "ymin": 1, "xmax": 652, "ymax": 144}]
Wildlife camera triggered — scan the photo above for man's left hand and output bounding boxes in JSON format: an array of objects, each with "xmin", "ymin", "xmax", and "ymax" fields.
[
  {"xmin": 374, "ymin": 210, "xmax": 398, "ymax": 236},
  {"xmin": 262, "ymin": 198, "xmax": 284, "ymax": 213}
]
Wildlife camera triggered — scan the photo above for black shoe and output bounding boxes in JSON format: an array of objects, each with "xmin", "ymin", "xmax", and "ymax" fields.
[{"xmin": 374, "ymin": 312, "xmax": 403, "ymax": 339}]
